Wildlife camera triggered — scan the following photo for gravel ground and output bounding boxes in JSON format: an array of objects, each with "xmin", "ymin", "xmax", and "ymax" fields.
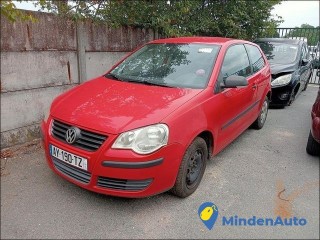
[{"xmin": 1, "ymin": 85, "xmax": 319, "ymax": 239}]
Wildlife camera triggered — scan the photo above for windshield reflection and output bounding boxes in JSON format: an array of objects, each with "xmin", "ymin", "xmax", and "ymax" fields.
[
  {"xmin": 256, "ymin": 42, "xmax": 299, "ymax": 64},
  {"xmin": 110, "ymin": 43, "xmax": 220, "ymax": 89}
]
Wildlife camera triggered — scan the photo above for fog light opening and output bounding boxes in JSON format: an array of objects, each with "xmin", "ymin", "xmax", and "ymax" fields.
[{"xmin": 279, "ymin": 92, "xmax": 289, "ymax": 100}]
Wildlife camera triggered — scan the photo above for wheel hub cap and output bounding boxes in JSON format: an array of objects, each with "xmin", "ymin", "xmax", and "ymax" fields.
[{"xmin": 186, "ymin": 150, "xmax": 202, "ymax": 186}]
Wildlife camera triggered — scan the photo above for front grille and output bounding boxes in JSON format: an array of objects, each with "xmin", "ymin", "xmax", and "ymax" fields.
[
  {"xmin": 51, "ymin": 120, "xmax": 107, "ymax": 151},
  {"xmin": 52, "ymin": 157, "xmax": 91, "ymax": 184},
  {"xmin": 97, "ymin": 177, "xmax": 152, "ymax": 191}
]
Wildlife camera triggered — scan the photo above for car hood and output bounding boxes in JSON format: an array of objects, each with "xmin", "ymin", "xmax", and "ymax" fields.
[
  {"xmin": 51, "ymin": 77, "xmax": 202, "ymax": 134},
  {"xmin": 269, "ymin": 62, "xmax": 297, "ymax": 75}
]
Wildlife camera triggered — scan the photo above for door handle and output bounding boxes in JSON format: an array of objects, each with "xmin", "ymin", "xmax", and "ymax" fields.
[{"xmin": 252, "ymin": 85, "xmax": 257, "ymax": 89}]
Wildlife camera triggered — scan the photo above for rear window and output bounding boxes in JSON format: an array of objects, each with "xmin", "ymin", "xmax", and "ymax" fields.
[
  {"xmin": 219, "ymin": 44, "xmax": 251, "ymax": 81},
  {"xmin": 245, "ymin": 44, "xmax": 265, "ymax": 73},
  {"xmin": 255, "ymin": 42, "xmax": 299, "ymax": 64}
]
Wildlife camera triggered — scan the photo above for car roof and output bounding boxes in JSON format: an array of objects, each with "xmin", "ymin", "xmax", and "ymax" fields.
[
  {"xmin": 150, "ymin": 37, "xmax": 236, "ymax": 45},
  {"xmin": 255, "ymin": 38, "xmax": 303, "ymax": 45}
]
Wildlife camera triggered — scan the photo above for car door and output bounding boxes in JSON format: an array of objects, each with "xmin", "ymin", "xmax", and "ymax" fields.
[
  {"xmin": 244, "ymin": 44, "xmax": 268, "ymax": 102},
  {"xmin": 211, "ymin": 44, "xmax": 258, "ymax": 153},
  {"xmin": 299, "ymin": 43, "xmax": 312, "ymax": 90}
]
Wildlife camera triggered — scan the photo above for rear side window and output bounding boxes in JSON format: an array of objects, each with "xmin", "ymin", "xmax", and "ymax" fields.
[
  {"xmin": 301, "ymin": 44, "xmax": 308, "ymax": 59},
  {"xmin": 245, "ymin": 44, "xmax": 265, "ymax": 73},
  {"xmin": 219, "ymin": 44, "xmax": 251, "ymax": 82}
]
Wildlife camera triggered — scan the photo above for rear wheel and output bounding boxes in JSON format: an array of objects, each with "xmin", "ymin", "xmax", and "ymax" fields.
[
  {"xmin": 252, "ymin": 96, "xmax": 269, "ymax": 130},
  {"xmin": 306, "ymin": 131, "xmax": 320, "ymax": 156},
  {"xmin": 303, "ymin": 72, "xmax": 312, "ymax": 91},
  {"xmin": 171, "ymin": 137, "xmax": 207, "ymax": 198}
]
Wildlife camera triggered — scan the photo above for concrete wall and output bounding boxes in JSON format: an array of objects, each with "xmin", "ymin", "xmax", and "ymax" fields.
[{"xmin": 1, "ymin": 10, "xmax": 157, "ymax": 148}]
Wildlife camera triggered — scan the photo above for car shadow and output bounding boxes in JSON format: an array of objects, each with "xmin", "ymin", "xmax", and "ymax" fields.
[{"xmin": 269, "ymin": 105, "xmax": 286, "ymax": 110}]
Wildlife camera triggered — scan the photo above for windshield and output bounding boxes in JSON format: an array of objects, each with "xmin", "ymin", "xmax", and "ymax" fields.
[
  {"xmin": 109, "ymin": 43, "xmax": 220, "ymax": 89},
  {"xmin": 256, "ymin": 42, "xmax": 299, "ymax": 64}
]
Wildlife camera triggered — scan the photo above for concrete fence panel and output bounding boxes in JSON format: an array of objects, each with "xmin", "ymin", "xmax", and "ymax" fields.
[
  {"xmin": 1, "ymin": 11, "xmax": 77, "ymax": 52},
  {"xmin": 1, "ymin": 51, "xmax": 78, "ymax": 92},
  {"xmin": 0, "ymin": 10, "xmax": 157, "ymax": 148},
  {"xmin": 85, "ymin": 52, "xmax": 128, "ymax": 80},
  {"xmin": 1, "ymin": 85, "xmax": 75, "ymax": 146}
]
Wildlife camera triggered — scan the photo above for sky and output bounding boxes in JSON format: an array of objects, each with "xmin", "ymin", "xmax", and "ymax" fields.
[
  {"xmin": 272, "ymin": 0, "xmax": 319, "ymax": 28},
  {"xmin": 14, "ymin": 0, "xmax": 320, "ymax": 28}
]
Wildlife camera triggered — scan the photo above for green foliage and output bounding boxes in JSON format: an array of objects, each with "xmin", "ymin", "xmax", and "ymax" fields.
[
  {"xmin": 0, "ymin": 0, "xmax": 283, "ymax": 40},
  {"xmin": 0, "ymin": 0, "xmax": 37, "ymax": 22},
  {"xmin": 34, "ymin": 0, "xmax": 282, "ymax": 40},
  {"xmin": 285, "ymin": 24, "xmax": 320, "ymax": 46}
]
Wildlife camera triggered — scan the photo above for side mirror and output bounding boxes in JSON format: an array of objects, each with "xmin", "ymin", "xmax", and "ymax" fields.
[{"xmin": 221, "ymin": 75, "xmax": 248, "ymax": 88}]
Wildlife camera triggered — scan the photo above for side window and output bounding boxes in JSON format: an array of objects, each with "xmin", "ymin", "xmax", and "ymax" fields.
[
  {"xmin": 301, "ymin": 45, "xmax": 306, "ymax": 59},
  {"xmin": 301, "ymin": 44, "xmax": 307, "ymax": 60},
  {"xmin": 218, "ymin": 44, "xmax": 251, "ymax": 84},
  {"xmin": 245, "ymin": 44, "xmax": 265, "ymax": 74},
  {"xmin": 303, "ymin": 44, "xmax": 309, "ymax": 59}
]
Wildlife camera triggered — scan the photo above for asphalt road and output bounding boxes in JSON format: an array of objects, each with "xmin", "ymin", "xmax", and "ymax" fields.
[{"xmin": 1, "ymin": 85, "xmax": 319, "ymax": 239}]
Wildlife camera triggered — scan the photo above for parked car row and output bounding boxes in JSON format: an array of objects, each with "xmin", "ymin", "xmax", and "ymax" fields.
[
  {"xmin": 254, "ymin": 38, "xmax": 313, "ymax": 107},
  {"xmin": 255, "ymin": 38, "xmax": 319, "ymax": 157},
  {"xmin": 41, "ymin": 36, "xmax": 318, "ymax": 199}
]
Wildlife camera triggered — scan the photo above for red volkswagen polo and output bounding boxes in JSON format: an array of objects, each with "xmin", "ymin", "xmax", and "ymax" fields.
[{"xmin": 41, "ymin": 37, "xmax": 271, "ymax": 198}]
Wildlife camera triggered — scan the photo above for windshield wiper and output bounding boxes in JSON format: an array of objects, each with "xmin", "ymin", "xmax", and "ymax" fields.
[
  {"xmin": 126, "ymin": 79, "xmax": 172, "ymax": 88},
  {"xmin": 105, "ymin": 73, "xmax": 123, "ymax": 81},
  {"xmin": 106, "ymin": 74, "xmax": 172, "ymax": 87}
]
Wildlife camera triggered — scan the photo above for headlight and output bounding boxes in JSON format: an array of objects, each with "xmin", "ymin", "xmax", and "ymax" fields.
[
  {"xmin": 112, "ymin": 124, "xmax": 169, "ymax": 154},
  {"xmin": 43, "ymin": 107, "xmax": 50, "ymax": 122},
  {"xmin": 271, "ymin": 74, "xmax": 292, "ymax": 87}
]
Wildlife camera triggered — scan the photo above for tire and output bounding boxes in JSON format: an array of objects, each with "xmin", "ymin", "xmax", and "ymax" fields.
[
  {"xmin": 306, "ymin": 130, "xmax": 320, "ymax": 156},
  {"xmin": 252, "ymin": 96, "xmax": 269, "ymax": 130},
  {"xmin": 171, "ymin": 137, "xmax": 208, "ymax": 198},
  {"xmin": 287, "ymin": 90, "xmax": 295, "ymax": 106},
  {"xmin": 303, "ymin": 72, "xmax": 312, "ymax": 91}
]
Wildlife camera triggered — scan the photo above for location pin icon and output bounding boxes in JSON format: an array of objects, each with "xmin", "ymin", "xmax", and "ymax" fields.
[{"xmin": 198, "ymin": 202, "xmax": 219, "ymax": 230}]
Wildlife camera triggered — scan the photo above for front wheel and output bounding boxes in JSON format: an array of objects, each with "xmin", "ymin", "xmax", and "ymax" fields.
[
  {"xmin": 171, "ymin": 137, "xmax": 208, "ymax": 198},
  {"xmin": 306, "ymin": 130, "xmax": 320, "ymax": 156},
  {"xmin": 252, "ymin": 96, "xmax": 269, "ymax": 130},
  {"xmin": 303, "ymin": 72, "xmax": 312, "ymax": 91},
  {"xmin": 287, "ymin": 90, "xmax": 295, "ymax": 106}
]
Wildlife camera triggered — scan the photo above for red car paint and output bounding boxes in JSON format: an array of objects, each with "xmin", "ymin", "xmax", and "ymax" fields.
[
  {"xmin": 311, "ymin": 87, "xmax": 320, "ymax": 143},
  {"xmin": 41, "ymin": 37, "xmax": 271, "ymax": 198}
]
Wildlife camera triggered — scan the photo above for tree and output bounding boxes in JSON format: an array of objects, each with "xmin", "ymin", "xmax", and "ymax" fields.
[
  {"xmin": 0, "ymin": 0, "xmax": 36, "ymax": 22},
  {"xmin": 1, "ymin": 0, "xmax": 282, "ymax": 40},
  {"xmin": 34, "ymin": 0, "xmax": 282, "ymax": 40},
  {"xmin": 285, "ymin": 24, "xmax": 320, "ymax": 46}
]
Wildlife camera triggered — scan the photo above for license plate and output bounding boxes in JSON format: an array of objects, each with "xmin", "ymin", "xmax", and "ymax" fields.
[{"xmin": 50, "ymin": 144, "xmax": 88, "ymax": 171}]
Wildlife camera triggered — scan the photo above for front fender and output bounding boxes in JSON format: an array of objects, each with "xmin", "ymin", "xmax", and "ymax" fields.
[{"xmin": 162, "ymin": 92, "xmax": 216, "ymax": 155}]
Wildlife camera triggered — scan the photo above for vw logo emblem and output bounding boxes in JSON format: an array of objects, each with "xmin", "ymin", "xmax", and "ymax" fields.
[{"xmin": 65, "ymin": 127, "xmax": 80, "ymax": 144}]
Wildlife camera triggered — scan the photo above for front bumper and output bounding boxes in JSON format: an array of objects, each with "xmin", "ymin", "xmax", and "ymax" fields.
[
  {"xmin": 41, "ymin": 119, "xmax": 185, "ymax": 198},
  {"xmin": 311, "ymin": 112, "xmax": 320, "ymax": 143},
  {"xmin": 270, "ymin": 85, "xmax": 294, "ymax": 106}
]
